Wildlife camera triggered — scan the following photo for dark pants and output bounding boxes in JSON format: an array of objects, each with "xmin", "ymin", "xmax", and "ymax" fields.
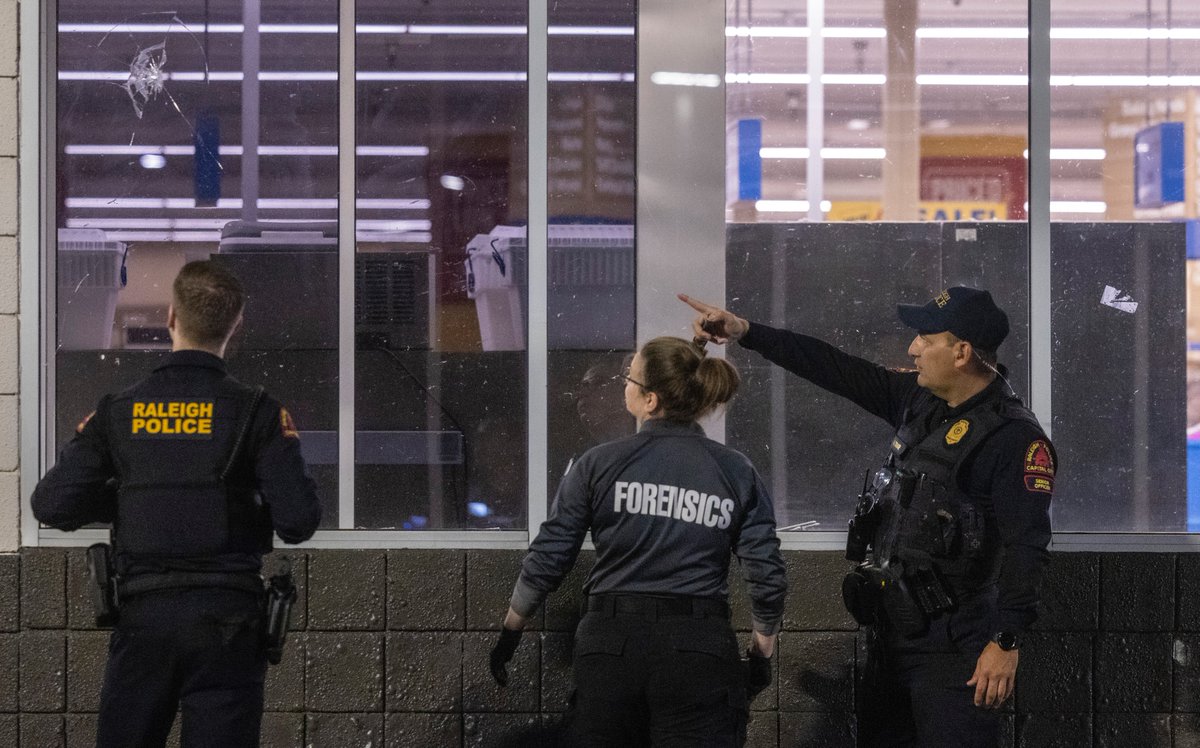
[
  {"xmin": 96, "ymin": 588, "xmax": 267, "ymax": 748},
  {"xmin": 563, "ymin": 595, "xmax": 748, "ymax": 748},
  {"xmin": 857, "ymin": 591, "xmax": 1002, "ymax": 748}
]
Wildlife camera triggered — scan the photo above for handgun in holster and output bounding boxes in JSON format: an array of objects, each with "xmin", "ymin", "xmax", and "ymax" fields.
[
  {"xmin": 263, "ymin": 560, "xmax": 297, "ymax": 666},
  {"xmin": 85, "ymin": 543, "xmax": 119, "ymax": 627}
]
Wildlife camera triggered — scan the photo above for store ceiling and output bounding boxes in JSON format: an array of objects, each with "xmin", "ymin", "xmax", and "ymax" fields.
[{"xmin": 52, "ymin": 0, "xmax": 1200, "ymax": 232}]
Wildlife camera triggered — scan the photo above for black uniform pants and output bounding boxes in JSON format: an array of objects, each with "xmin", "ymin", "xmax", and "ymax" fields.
[
  {"xmin": 857, "ymin": 592, "xmax": 1001, "ymax": 748},
  {"xmin": 563, "ymin": 594, "xmax": 748, "ymax": 748},
  {"xmin": 96, "ymin": 587, "xmax": 267, "ymax": 748}
]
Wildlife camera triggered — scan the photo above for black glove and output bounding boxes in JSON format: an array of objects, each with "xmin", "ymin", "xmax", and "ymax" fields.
[
  {"xmin": 744, "ymin": 649, "xmax": 772, "ymax": 701},
  {"xmin": 489, "ymin": 627, "xmax": 523, "ymax": 686}
]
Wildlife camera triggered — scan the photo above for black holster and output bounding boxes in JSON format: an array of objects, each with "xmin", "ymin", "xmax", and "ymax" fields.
[
  {"xmin": 881, "ymin": 555, "xmax": 957, "ymax": 638},
  {"xmin": 263, "ymin": 563, "xmax": 297, "ymax": 666},
  {"xmin": 86, "ymin": 543, "xmax": 119, "ymax": 627},
  {"xmin": 841, "ymin": 562, "xmax": 886, "ymax": 625}
]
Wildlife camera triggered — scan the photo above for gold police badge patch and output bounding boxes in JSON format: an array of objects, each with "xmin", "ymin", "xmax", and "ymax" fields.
[{"xmin": 945, "ymin": 419, "xmax": 970, "ymax": 445}]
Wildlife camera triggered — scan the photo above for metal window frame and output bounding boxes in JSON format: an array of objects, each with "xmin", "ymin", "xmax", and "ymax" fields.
[
  {"xmin": 21, "ymin": 0, "xmax": 1198, "ymax": 552},
  {"xmin": 25, "ymin": 0, "xmax": 550, "ymax": 550}
]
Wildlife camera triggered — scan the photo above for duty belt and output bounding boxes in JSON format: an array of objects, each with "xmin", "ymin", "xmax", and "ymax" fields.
[
  {"xmin": 586, "ymin": 593, "xmax": 730, "ymax": 619},
  {"xmin": 118, "ymin": 571, "xmax": 264, "ymax": 600}
]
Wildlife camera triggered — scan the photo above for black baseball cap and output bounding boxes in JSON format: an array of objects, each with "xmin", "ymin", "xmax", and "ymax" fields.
[{"xmin": 897, "ymin": 287, "xmax": 1009, "ymax": 351}]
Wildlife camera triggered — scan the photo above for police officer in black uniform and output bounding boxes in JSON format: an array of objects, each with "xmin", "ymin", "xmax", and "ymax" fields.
[
  {"xmin": 682, "ymin": 288, "xmax": 1054, "ymax": 748},
  {"xmin": 490, "ymin": 336, "xmax": 786, "ymax": 747},
  {"xmin": 32, "ymin": 260, "xmax": 322, "ymax": 748}
]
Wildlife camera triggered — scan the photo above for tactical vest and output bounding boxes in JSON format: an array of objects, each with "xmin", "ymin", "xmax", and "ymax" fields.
[
  {"xmin": 869, "ymin": 394, "xmax": 1039, "ymax": 597},
  {"xmin": 102, "ymin": 379, "xmax": 273, "ymax": 564}
]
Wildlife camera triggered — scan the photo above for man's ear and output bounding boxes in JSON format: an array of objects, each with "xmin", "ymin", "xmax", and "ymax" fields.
[
  {"xmin": 166, "ymin": 304, "xmax": 177, "ymax": 339},
  {"xmin": 954, "ymin": 340, "xmax": 974, "ymax": 369}
]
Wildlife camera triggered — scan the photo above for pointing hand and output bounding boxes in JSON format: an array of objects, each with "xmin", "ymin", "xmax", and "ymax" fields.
[{"xmin": 677, "ymin": 294, "xmax": 749, "ymax": 344}]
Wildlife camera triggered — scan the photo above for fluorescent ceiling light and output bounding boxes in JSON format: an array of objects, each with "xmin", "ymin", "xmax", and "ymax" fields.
[
  {"xmin": 726, "ymin": 73, "xmax": 884, "ymax": 85},
  {"xmin": 69, "ymin": 218, "xmax": 240, "ymax": 230},
  {"xmin": 408, "ymin": 25, "xmax": 526, "ymax": 35},
  {"xmin": 1052, "ymin": 27, "xmax": 1200, "ymax": 40},
  {"xmin": 66, "ymin": 197, "xmax": 430, "ymax": 210},
  {"xmin": 57, "ymin": 23, "xmax": 249, "ymax": 34},
  {"xmin": 918, "ymin": 28, "xmax": 1026, "ymax": 39},
  {"xmin": 651, "ymin": 71, "xmax": 721, "ymax": 88},
  {"xmin": 68, "ymin": 217, "xmax": 433, "ymax": 231},
  {"xmin": 138, "ymin": 154, "xmax": 166, "ymax": 169},
  {"xmin": 761, "ymin": 147, "xmax": 1104, "ymax": 161},
  {"xmin": 725, "ymin": 26, "xmax": 886, "ymax": 38},
  {"xmin": 549, "ymin": 73, "xmax": 633, "ymax": 82},
  {"xmin": 96, "ymin": 230, "xmax": 434, "ymax": 244},
  {"xmin": 821, "ymin": 74, "xmax": 886, "ymax": 85},
  {"xmin": 355, "ymin": 146, "xmax": 430, "ymax": 157},
  {"xmin": 61, "ymin": 71, "xmax": 530, "ymax": 83},
  {"xmin": 726, "ymin": 25, "xmax": 1200, "ymax": 40},
  {"xmin": 56, "ymin": 22, "xmax": 1200, "ymax": 41},
  {"xmin": 354, "ymin": 26, "xmax": 409, "ymax": 34},
  {"xmin": 916, "ymin": 74, "xmax": 1028, "ymax": 86},
  {"xmin": 354, "ymin": 199, "xmax": 432, "ymax": 210},
  {"xmin": 759, "ymin": 147, "xmax": 886, "ymax": 159},
  {"xmin": 1051, "ymin": 75, "xmax": 1200, "ymax": 86},
  {"xmin": 755, "ymin": 200, "xmax": 832, "ymax": 212},
  {"xmin": 103, "ymin": 231, "xmax": 222, "ymax": 243},
  {"xmin": 356, "ymin": 71, "xmax": 527, "ymax": 82},
  {"xmin": 58, "ymin": 23, "xmax": 636, "ymax": 36},
  {"xmin": 1049, "ymin": 201, "xmax": 1106, "ymax": 213},
  {"xmin": 1045, "ymin": 149, "xmax": 1107, "ymax": 160},
  {"xmin": 548, "ymin": 26, "xmax": 635, "ymax": 36},
  {"xmin": 66, "ymin": 144, "xmax": 430, "ymax": 158},
  {"xmin": 887, "ymin": 73, "xmax": 1200, "ymax": 88}
]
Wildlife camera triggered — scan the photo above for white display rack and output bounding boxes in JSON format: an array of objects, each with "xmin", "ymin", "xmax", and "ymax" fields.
[
  {"xmin": 56, "ymin": 229, "xmax": 125, "ymax": 350},
  {"xmin": 465, "ymin": 224, "xmax": 635, "ymax": 351}
]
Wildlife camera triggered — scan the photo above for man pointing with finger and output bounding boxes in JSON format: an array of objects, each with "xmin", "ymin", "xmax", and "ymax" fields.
[{"xmin": 680, "ymin": 288, "xmax": 1054, "ymax": 748}]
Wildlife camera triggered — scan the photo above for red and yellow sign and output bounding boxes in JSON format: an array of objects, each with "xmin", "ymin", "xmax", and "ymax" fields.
[{"xmin": 825, "ymin": 201, "xmax": 1007, "ymax": 222}]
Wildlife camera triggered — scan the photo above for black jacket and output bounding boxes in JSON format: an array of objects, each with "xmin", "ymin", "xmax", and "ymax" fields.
[
  {"xmin": 511, "ymin": 419, "xmax": 787, "ymax": 634},
  {"xmin": 740, "ymin": 323, "xmax": 1053, "ymax": 635},
  {"xmin": 32, "ymin": 350, "xmax": 321, "ymax": 577}
]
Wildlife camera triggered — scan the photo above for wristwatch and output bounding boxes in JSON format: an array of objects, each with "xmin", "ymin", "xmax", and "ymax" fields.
[{"xmin": 992, "ymin": 631, "xmax": 1021, "ymax": 651}]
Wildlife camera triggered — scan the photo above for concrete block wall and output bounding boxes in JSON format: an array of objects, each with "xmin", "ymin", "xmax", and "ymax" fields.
[
  {"xmin": 0, "ymin": 0, "xmax": 19, "ymax": 556},
  {"xmin": 1, "ymin": 548, "xmax": 1197, "ymax": 747}
]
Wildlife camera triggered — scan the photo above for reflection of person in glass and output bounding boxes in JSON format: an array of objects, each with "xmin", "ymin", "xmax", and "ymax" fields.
[
  {"xmin": 681, "ymin": 288, "xmax": 1054, "ymax": 748},
  {"xmin": 550, "ymin": 355, "xmax": 638, "ymax": 484},
  {"xmin": 573, "ymin": 355, "xmax": 637, "ymax": 445},
  {"xmin": 32, "ymin": 261, "xmax": 321, "ymax": 747},
  {"xmin": 489, "ymin": 336, "xmax": 786, "ymax": 746}
]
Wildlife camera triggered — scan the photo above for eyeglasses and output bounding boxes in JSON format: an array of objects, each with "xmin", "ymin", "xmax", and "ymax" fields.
[{"xmin": 616, "ymin": 368, "xmax": 648, "ymax": 389}]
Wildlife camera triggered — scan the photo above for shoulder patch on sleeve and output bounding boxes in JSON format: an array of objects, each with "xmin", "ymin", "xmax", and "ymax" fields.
[
  {"xmin": 1023, "ymin": 439, "xmax": 1054, "ymax": 493},
  {"xmin": 280, "ymin": 407, "xmax": 299, "ymax": 439},
  {"xmin": 76, "ymin": 411, "xmax": 95, "ymax": 434}
]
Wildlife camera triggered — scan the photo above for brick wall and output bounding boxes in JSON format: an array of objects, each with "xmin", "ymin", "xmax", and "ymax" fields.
[{"xmin": 2, "ymin": 548, "xmax": 1198, "ymax": 747}]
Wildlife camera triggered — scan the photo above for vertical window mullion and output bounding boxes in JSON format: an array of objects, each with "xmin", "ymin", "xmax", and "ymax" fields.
[
  {"xmin": 338, "ymin": 0, "xmax": 356, "ymax": 528},
  {"xmin": 527, "ymin": 0, "xmax": 550, "ymax": 540},
  {"xmin": 1028, "ymin": 0, "xmax": 1053, "ymax": 437}
]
